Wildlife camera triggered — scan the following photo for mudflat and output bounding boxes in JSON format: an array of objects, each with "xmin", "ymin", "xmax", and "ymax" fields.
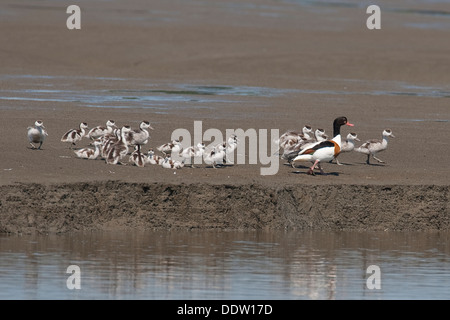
[{"xmin": 0, "ymin": 0, "xmax": 449, "ymax": 233}]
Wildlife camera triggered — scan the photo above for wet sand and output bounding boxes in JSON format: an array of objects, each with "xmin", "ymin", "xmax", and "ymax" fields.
[{"xmin": 0, "ymin": 0, "xmax": 449, "ymax": 233}]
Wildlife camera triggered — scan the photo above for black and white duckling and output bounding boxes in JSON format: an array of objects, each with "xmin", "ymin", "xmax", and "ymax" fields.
[
  {"xmin": 61, "ymin": 122, "xmax": 88, "ymax": 149},
  {"xmin": 105, "ymin": 125, "xmax": 132, "ymax": 165},
  {"xmin": 180, "ymin": 143, "xmax": 206, "ymax": 168},
  {"xmin": 157, "ymin": 138, "xmax": 183, "ymax": 157},
  {"xmin": 162, "ymin": 156, "xmax": 184, "ymax": 169},
  {"xmin": 27, "ymin": 120, "xmax": 48, "ymax": 150},
  {"xmin": 226, "ymin": 134, "xmax": 239, "ymax": 153},
  {"xmin": 126, "ymin": 120, "xmax": 154, "ymax": 152},
  {"xmin": 355, "ymin": 129, "xmax": 395, "ymax": 165},
  {"xmin": 129, "ymin": 145, "xmax": 146, "ymax": 167},
  {"xmin": 331, "ymin": 132, "xmax": 360, "ymax": 165},
  {"xmin": 87, "ymin": 120, "xmax": 117, "ymax": 140},
  {"xmin": 146, "ymin": 148, "xmax": 164, "ymax": 165},
  {"xmin": 74, "ymin": 139, "xmax": 102, "ymax": 160},
  {"xmin": 204, "ymin": 145, "xmax": 226, "ymax": 168}
]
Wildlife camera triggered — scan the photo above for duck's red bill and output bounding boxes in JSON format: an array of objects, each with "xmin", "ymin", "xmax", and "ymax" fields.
[{"xmin": 346, "ymin": 122, "xmax": 354, "ymax": 127}]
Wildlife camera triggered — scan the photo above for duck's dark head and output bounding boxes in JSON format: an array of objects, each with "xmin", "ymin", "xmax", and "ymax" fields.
[
  {"xmin": 334, "ymin": 116, "xmax": 354, "ymax": 127},
  {"xmin": 333, "ymin": 116, "xmax": 354, "ymax": 137}
]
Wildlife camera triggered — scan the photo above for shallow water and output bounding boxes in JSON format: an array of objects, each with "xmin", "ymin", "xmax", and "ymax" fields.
[
  {"xmin": 1, "ymin": 75, "xmax": 449, "ymax": 118},
  {"xmin": 0, "ymin": 230, "xmax": 449, "ymax": 300}
]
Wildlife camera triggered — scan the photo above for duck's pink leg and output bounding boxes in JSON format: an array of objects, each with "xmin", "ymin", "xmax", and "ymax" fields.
[{"xmin": 308, "ymin": 160, "xmax": 320, "ymax": 175}]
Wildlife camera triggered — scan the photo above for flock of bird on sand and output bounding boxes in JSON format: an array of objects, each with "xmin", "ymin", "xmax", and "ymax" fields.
[{"xmin": 26, "ymin": 116, "xmax": 395, "ymax": 175}]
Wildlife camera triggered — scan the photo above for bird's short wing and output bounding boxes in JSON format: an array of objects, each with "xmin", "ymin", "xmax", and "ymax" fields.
[{"xmin": 299, "ymin": 140, "xmax": 334, "ymax": 155}]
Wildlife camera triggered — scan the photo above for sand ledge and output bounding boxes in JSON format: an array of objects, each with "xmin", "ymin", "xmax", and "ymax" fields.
[{"xmin": 1, "ymin": 181, "xmax": 448, "ymax": 234}]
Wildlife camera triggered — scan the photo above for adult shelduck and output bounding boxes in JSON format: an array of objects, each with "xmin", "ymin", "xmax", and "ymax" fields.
[
  {"xmin": 27, "ymin": 120, "xmax": 48, "ymax": 150},
  {"xmin": 61, "ymin": 122, "xmax": 88, "ymax": 149},
  {"xmin": 87, "ymin": 120, "xmax": 117, "ymax": 140},
  {"xmin": 355, "ymin": 129, "xmax": 395, "ymax": 164},
  {"xmin": 292, "ymin": 116, "xmax": 354, "ymax": 175},
  {"xmin": 331, "ymin": 132, "xmax": 360, "ymax": 165}
]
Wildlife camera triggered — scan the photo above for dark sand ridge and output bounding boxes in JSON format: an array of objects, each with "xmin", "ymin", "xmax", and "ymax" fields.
[{"xmin": 0, "ymin": 0, "xmax": 449, "ymax": 233}]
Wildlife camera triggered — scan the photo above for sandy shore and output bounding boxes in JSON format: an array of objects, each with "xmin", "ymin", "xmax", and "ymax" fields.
[{"xmin": 1, "ymin": 0, "xmax": 449, "ymax": 233}]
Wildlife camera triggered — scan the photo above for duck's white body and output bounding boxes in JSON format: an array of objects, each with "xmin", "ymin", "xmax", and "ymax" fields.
[
  {"xmin": 27, "ymin": 120, "xmax": 48, "ymax": 150},
  {"xmin": 226, "ymin": 134, "xmax": 239, "ymax": 153},
  {"xmin": 129, "ymin": 145, "xmax": 146, "ymax": 167},
  {"xmin": 293, "ymin": 117, "xmax": 354, "ymax": 175},
  {"xmin": 332, "ymin": 132, "xmax": 360, "ymax": 165},
  {"xmin": 157, "ymin": 139, "xmax": 183, "ymax": 156},
  {"xmin": 100, "ymin": 129, "xmax": 121, "ymax": 159},
  {"xmin": 146, "ymin": 148, "xmax": 164, "ymax": 165},
  {"xmin": 105, "ymin": 126, "xmax": 131, "ymax": 165},
  {"xmin": 127, "ymin": 121, "xmax": 153, "ymax": 151},
  {"xmin": 74, "ymin": 140, "xmax": 102, "ymax": 160},
  {"xmin": 162, "ymin": 157, "xmax": 184, "ymax": 169},
  {"xmin": 355, "ymin": 129, "xmax": 395, "ymax": 164},
  {"xmin": 61, "ymin": 122, "xmax": 88, "ymax": 149},
  {"xmin": 180, "ymin": 143, "xmax": 206, "ymax": 167},
  {"xmin": 88, "ymin": 120, "xmax": 117, "ymax": 140},
  {"xmin": 204, "ymin": 145, "xmax": 226, "ymax": 168}
]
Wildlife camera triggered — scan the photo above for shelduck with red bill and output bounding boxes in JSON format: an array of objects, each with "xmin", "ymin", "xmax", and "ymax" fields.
[{"xmin": 292, "ymin": 116, "xmax": 354, "ymax": 175}]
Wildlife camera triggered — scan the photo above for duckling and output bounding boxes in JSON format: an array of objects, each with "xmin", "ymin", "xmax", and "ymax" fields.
[
  {"xmin": 74, "ymin": 139, "xmax": 102, "ymax": 160},
  {"xmin": 204, "ymin": 145, "xmax": 226, "ymax": 168},
  {"xmin": 61, "ymin": 122, "xmax": 88, "ymax": 149},
  {"xmin": 226, "ymin": 134, "xmax": 239, "ymax": 153},
  {"xmin": 292, "ymin": 128, "xmax": 329, "ymax": 154},
  {"xmin": 314, "ymin": 128, "xmax": 328, "ymax": 142},
  {"xmin": 355, "ymin": 129, "xmax": 395, "ymax": 164},
  {"xmin": 129, "ymin": 145, "xmax": 146, "ymax": 167},
  {"xmin": 331, "ymin": 132, "xmax": 360, "ymax": 165},
  {"xmin": 100, "ymin": 128, "xmax": 121, "ymax": 159},
  {"xmin": 179, "ymin": 142, "xmax": 206, "ymax": 168},
  {"xmin": 224, "ymin": 135, "xmax": 239, "ymax": 164},
  {"xmin": 276, "ymin": 125, "xmax": 313, "ymax": 150},
  {"xmin": 27, "ymin": 120, "xmax": 48, "ymax": 150},
  {"xmin": 87, "ymin": 120, "xmax": 117, "ymax": 140},
  {"xmin": 146, "ymin": 148, "xmax": 164, "ymax": 165},
  {"xmin": 157, "ymin": 138, "xmax": 183, "ymax": 157},
  {"xmin": 126, "ymin": 121, "xmax": 154, "ymax": 152},
  {"xmin": 105, "ymin": 125, "xmax": 132, "ymax": 165},
  {"xmin": 162, "ymin": 156, "xmax": 184, "ymax": 169}
]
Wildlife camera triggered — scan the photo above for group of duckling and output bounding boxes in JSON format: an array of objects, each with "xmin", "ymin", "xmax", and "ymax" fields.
[{"xmin": 27, "ymin": 119, "xmax": 239, "ymax": 169}]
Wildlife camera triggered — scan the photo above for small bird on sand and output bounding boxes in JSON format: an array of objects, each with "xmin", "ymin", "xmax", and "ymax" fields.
[
  {"xmin": 61, "ymin": 122, "xmax": 89, "ymax": 149},
  {"xmin": 355, "ymin": 129, "xmax": 395, "ymax": 164},
  {"xmin": 27, "ymin": 120, "xmax": 48, "ymax": 150}
]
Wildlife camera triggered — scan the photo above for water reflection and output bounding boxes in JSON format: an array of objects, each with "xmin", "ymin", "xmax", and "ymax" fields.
[{"xmin": 0, "ymin": 230, "xmax": 449, "ymax": 300}]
